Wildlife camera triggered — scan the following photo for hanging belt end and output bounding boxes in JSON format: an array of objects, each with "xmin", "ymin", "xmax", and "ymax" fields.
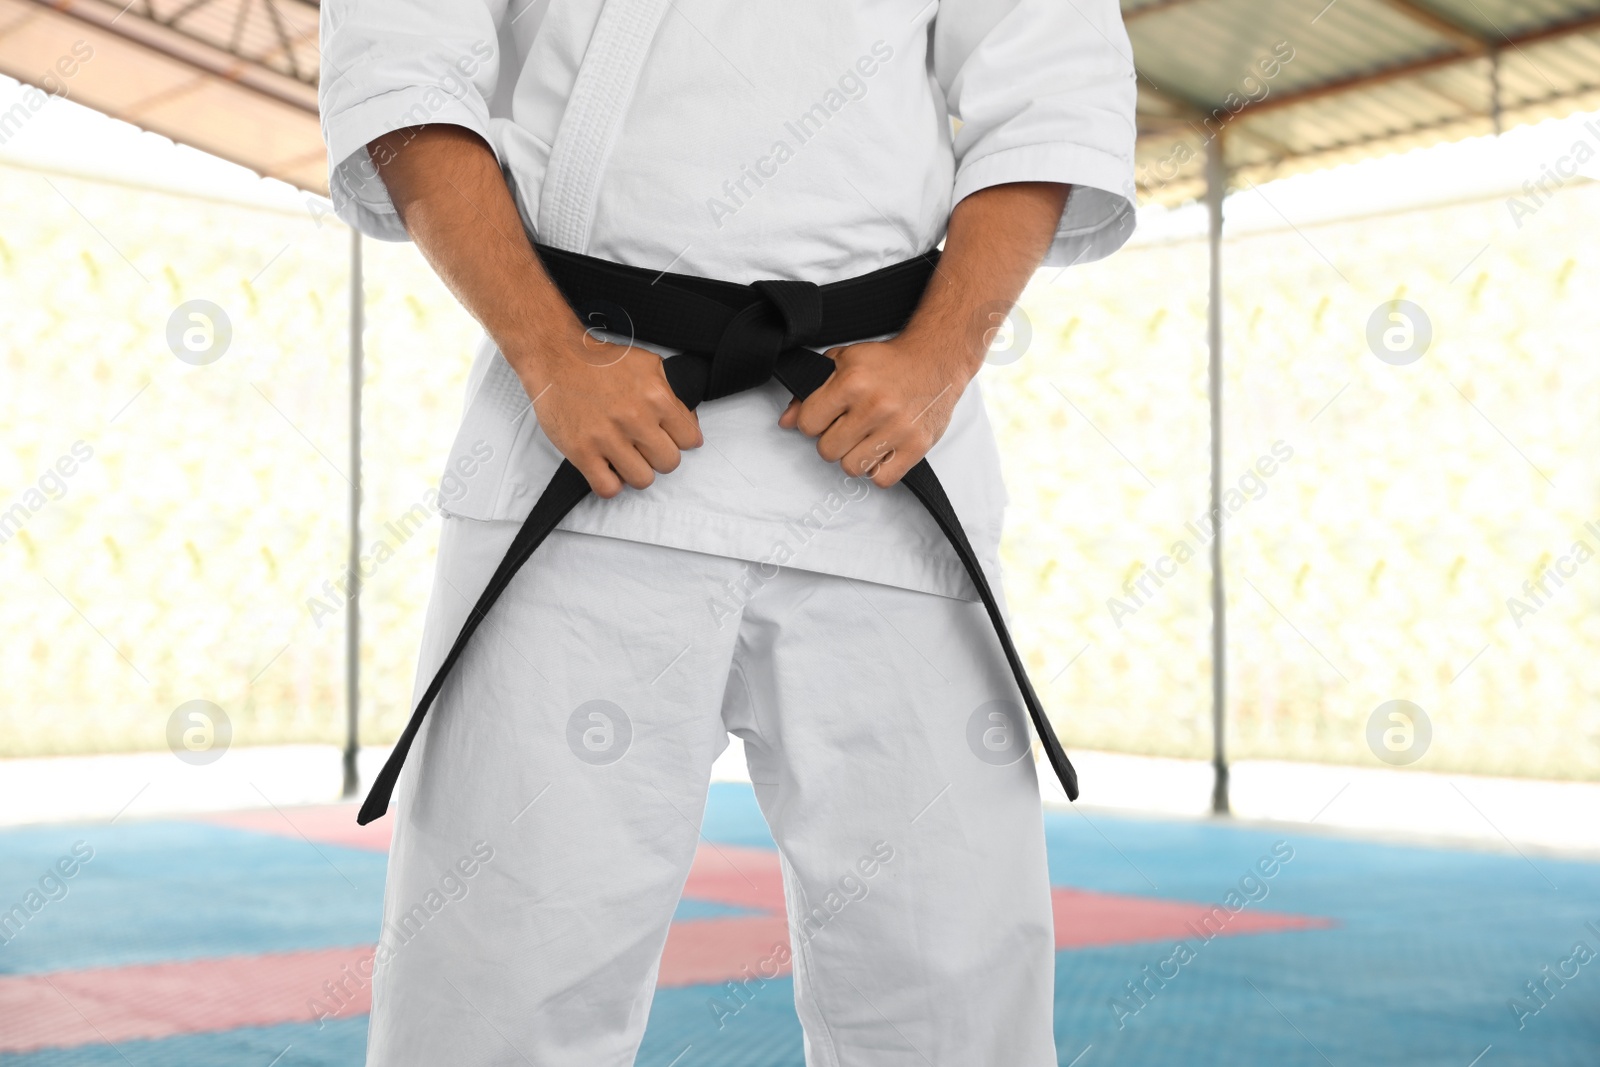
[
  {"xmin": 356, "ymin": 790, "xmax": 391, "ymax": 826},
  {"xmin": 1050, "ymin": 748, "xmax": 1081, "ymax": 803}
]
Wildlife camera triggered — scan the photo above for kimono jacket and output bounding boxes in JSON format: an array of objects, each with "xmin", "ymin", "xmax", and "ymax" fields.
[{"xmin": 318, "ymin": 0, "xmax": 1136, "ymax": 602}]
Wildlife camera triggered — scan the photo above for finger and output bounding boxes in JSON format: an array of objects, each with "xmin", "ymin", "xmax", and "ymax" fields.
[
  {"xmin": 842, "ymin": 437, "xmax": 901, "ymax": 485},
  {"xmin": 574, "ymin": 453, "xmax": 624, "ymax": 499},
  {"xmin": 815, "ymin": 406, "xmax": 875, "ymax": 464},
  {"xmin": 633, "ymin": 425, "xmax": 683, "ymax": 475},
  {"xmin": 661, "ymin": 401, "xmax": 703, "ymax": 450},
  {"xmin": 777, "ymin": 398, "xmax": 801, "ymax": 429},
  {"xmin": 646, "ymin": 371, "xmax": 703, "ymax": 449},
  {"xmin": 793, "ymin": 346, "xmax": 856, "ymax": 435},
  {"xmin": 868, "ymin": 448, "xmax": 914, "ymax": 488},
  {"xmin": 606, "ymin": 446, "xmax": 657, "ymax": 491},
  {"xmin": 795, "ymin": 375, "xmax": 851, "ymax": 438}
]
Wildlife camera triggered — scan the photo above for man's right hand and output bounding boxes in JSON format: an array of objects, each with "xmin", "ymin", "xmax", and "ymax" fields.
[
  {"xmin": 511, "ymin": 326, "xmax": 702, "ymax": 498},
  {"xmin": 365, "ymin": 123, "xmax": 701, "ymax": 498}
]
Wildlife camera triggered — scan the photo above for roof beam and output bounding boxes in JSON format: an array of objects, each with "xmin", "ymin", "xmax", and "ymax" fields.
[
  {"xmin": 1136, "ymin": 70, "xmax": 1207, "ymax": 119},
  {"xmin": 1126, "ymin": 0, "xmax": 1492, "ymax": 49},
  {"xmin": 1370, "ymin": 0, "xmax": 1489, "ymax": 53},
  {"xmin": 1242, "ymin": 78, "xmax": 1600, "ymax": 162},
  {"xmin": 1123, "ymin": 0, "xmax": 1201, "ymax": 22},
  {"xmin": 1136, "ymin": 71, "xmax": 1300, "ymax": 167},
  {"xmin": 18, "ymin": 0, "xmax": 316, "ymax": 113},
  {"xmin": 1236, "ymin": 10, "xmax": 1600, "ymax": 117}
]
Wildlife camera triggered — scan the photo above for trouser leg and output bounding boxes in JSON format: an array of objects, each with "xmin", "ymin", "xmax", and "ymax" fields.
[
  {"xmin": 365, "ymin": 521, "xmax": 746, "ymax": 1067},
  {"xmin": 724, "ymin": 566, "xmax": 1058, "ymax": 1067}
]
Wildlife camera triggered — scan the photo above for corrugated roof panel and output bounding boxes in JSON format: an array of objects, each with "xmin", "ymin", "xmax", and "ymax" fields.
[
  {"xmin": 5, "ymin": 0, "xmax": 1599, "ymax": 201},
  {"xmin": 1127, "ymin": 0, "xmax": 1600, "ymax": 204},
  {"xmin": 144, "ymin": 0, "xmax": 320, "ymax": 85},
  {"xmin": 1432, "ymin": 0, "xmax": 1596, "ymax": 37},
  {"xmin": 1507, "ymin": 33, "xmax": 1600, "ymax": 103},
  {"xmin": 1129, "ymin": 0, "xmax": 1455, "ymax": 104},
  {"xmin": 1421, "ymin": 59, "xmax": 1497, "ymax": 112},
  {"xmin": 0, "ymin": 0, "xmax": 323, "ymax": 192}
]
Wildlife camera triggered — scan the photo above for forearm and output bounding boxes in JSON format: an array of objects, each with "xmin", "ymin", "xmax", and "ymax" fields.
[
  {"xmin": 366, "ymin": 124, "xmax": 700, "ymax": 497},
  {"xmin": 785, "ymin": 180, "xmax": 1069, "ymax": 484},
  {"xmin": 902, "ymin": 181, "xmax": 1071, "ymax": 376},
  {"xmin": 366, "ymin": 125, "xmax": 583, "ymax": 393}
]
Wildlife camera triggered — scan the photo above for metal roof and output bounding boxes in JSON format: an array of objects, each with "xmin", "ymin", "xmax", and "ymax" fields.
[
  {"xmin": 1, "ymin": 0, "xmax": 1598, "ymax": 202},
  {"xmin": 0, "ymin": 0, "xmax": 323, "ymax": 191},
  {"xmin": 1130, "ymin": 0, "xmax": 1600, "ymax": 202}
]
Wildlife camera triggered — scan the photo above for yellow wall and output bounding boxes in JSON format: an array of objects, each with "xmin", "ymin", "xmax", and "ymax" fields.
[{"xmin": 3, "ymin": 160, "xmax": 1596, "ymax": 780}]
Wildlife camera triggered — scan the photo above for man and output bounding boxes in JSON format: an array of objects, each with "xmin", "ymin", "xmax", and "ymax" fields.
[{"xmin": 318, "ymin": 0, "xmax": 1134, "ymax": 1062}]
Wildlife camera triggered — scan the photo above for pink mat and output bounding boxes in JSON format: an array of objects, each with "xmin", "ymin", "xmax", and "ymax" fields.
[
  {"xmin": 0, "ymin": 837, "xmax": 1329, "ymax": 1053},
  {"xmin": 0, "ymin": 946, "xmax": 375, "ymax": 1054},
  {"xmin": 189, "ymin": 805, "xmax": 392, "ymax": 853}
]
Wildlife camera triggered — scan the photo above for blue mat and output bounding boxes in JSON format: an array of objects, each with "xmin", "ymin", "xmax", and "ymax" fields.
[{"xmin": 2, "ymin": 782, "xmax": 1596, "ymax": 1066}]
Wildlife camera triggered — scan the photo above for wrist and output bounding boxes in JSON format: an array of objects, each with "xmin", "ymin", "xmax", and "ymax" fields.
[
  {"xmin": 897, "ymin": 317, "xmax": 987, "ymax": 383},
  {"xmin": 498, "ymin": 311, "xmax": 586, "ymax": 395}
]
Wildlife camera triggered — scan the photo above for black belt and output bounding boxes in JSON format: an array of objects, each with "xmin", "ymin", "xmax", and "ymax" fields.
[{"xmin": 356, "ymin": 245, "xmax": 1080, "ymax": 825}]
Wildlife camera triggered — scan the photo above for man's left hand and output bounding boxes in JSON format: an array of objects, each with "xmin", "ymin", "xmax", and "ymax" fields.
[
  {"xmin": 778, "ymin": 333, "xmax": 977, "ymax": 487},
  {"xmin": 777, "ymin": 180, "xmax": 1071, "ymax": 488}
]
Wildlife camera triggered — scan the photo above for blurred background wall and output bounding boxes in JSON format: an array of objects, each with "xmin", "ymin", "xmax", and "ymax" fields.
[{"xmin": 4, "ymin": 95, "xmax": 1596, "ymax": 784}]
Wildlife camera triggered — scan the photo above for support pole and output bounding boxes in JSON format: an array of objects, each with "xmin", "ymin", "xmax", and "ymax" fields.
[
  {"xmin": 1488, "ymin": 49, "xmax": 1503, "ymax": 135},
  {"xmin": 342, "ymin": 228, "xmax": 364, "ymax": 798},
  {"xmin": 1205, "ymin": 133, "xmax": 1229, "ymax": 816}
]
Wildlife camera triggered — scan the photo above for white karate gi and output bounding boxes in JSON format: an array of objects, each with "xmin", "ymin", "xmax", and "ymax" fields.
[
  {"xmin": 318, "ymin": 0, "xmax": 1135, "ymax": 1061},
  {"xmin": 371, "ymin": 521, "xmax": 1059, "ymax": 1065}
]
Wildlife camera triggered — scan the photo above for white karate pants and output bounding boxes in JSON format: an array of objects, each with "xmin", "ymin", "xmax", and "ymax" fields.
[{"xmin": 365, "ymin": 517, "xmax": 1057, "ymax": 1066}]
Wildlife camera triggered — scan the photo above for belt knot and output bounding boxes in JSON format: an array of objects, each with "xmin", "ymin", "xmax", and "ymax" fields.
[{"xmin": 706, "ymin": 279, "xmax": 823, "ymax": 400}]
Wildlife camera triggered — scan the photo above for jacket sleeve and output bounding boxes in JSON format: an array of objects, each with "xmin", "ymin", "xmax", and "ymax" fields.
[
  {"xmin": 932, "ymin": 0, "xmax": 1138, "ymax": 267},
  {"xmin": 317, "ymin": 0, "xmax": 508, "ymax": 241}
]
